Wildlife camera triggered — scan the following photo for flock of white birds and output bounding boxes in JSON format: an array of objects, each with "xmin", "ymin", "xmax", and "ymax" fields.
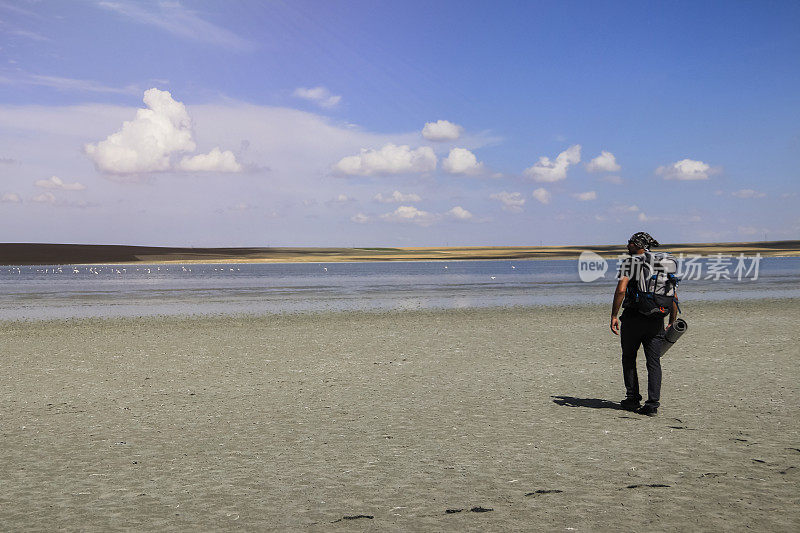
[{"xmin": 3, "ymin": 263, "xmax": 518, "ymax": 279}]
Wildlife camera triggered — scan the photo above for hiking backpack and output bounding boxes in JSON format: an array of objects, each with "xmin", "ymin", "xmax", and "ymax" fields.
[{"xmin": 625, "ymin": 251, "xmax": 680, "ymax": 317}]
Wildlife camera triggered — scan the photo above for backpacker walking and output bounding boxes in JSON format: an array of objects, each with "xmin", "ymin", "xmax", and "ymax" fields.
[{"xmin": 610, "ymin": 232, "xmax": 679, "ymax": 416}]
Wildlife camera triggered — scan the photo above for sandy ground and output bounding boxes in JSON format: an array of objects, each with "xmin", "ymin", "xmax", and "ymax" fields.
[{"xmin": 1, "ymin": 300, "xmax": 797, "ymax": 531}]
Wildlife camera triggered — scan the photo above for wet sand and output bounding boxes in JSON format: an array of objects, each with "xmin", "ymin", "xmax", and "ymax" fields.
[{"xmin": 1, "ymin": 300, "xmax": 798, "ymax": 531}]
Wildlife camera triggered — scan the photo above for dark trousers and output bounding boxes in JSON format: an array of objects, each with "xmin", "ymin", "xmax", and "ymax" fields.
[{"xmin": 620, "ymin": 311, "xmax": 664, "ymax": 407}]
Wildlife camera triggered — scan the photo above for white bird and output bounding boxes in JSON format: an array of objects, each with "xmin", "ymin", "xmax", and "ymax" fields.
[
  {"xmin": 511, "ymin": 265, "xmax": 516, "ymax": 269},
  {"xmin": 323, "ymin": 267, "xmax": 328, "ymax": 272},
  {"xmin": 490, "ymin": 276, "xmax": 496, "ymax": 280}
]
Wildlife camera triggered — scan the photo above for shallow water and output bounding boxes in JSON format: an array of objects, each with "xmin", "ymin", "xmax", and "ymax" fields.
[{"xmin": 1, "ymin": 257, "xmax": 798, "ymax": 320}]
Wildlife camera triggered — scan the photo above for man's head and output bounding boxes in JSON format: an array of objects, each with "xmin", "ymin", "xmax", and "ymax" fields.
[{"xmin": 627, "ymin": 231, "xmax": 659, "ymax": 254}]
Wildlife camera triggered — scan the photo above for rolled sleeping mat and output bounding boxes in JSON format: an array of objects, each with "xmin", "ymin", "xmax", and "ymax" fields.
[{"xmin": 660, "ymin": 318, "xmax": 688, "ymax": 356}]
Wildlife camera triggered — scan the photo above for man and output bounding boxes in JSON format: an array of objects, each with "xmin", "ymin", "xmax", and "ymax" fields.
[{"xmin": 610, "ymin": 232, "xmax": 677, "ymax": 417}]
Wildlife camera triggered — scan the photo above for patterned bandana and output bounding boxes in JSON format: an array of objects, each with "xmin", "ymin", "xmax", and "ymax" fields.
[{"xmin": 628, "ymin": 232, "xmax": 659, "ymax": 250}]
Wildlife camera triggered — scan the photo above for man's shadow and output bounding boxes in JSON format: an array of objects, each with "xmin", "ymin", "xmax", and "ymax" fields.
[{"xmin": 551, "ymin": 395, "xmax": 626, "ymax": 411}]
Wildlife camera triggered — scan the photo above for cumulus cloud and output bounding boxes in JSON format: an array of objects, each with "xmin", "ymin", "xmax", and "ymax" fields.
[
  {"xmin": 524, "ymin": 145, "xmax": 581, "ymax": 182},
  {"xmin": 532, "ymin": 188, "xmax": 551, "ymax": 204},
  {"xmin": 85, "ymin": 88, "xmax": 241, "ymax": 175},
  {"xmin": 731, "ymin": 189, "xmax": 766, "ymax": 199},
  {"xmin": 421, "ymin": 119, "xmax": 462, "ymax": 141},
  {"xmin": 446, "ymin": 206, "xmax": 473, "ymax": 220},
  {"xmin": 656, "ymin": 159, "xmax": 719, "ymax": 181},
  {"xmin": 490, "ymin": 191, "xmax": 525, "ymax": 212},
  {"xmin": 351, "ymin": 213, "xmax": 370, "ymax": 224},
  {"xmin": 574, "ymin": 191, "xmax": 597, "ymax": 201},
  {"xmin": 380, "ymin": 205, "xmax": 437, "ymax": 226},
  {"xmin": 374, "ymin": 190, "xmax": 421, "ymax": 203},
  {"xmin": 34, "ymin": 175, "xmax": 86, "ymax": 190},
  {"xmin": 2, "ymin": 192, "xmax": 21, "ymax": 203},
  {"xmin": 442, "ymin": 147, "xmax": 484, "ymax": 175},
  {"xmin": 586, "ymin": 150, "xmax": 621, "ymax": 172},
  {"xmin": 292, "ymin": 86, "xmax": 342, "ymax": 108},
  {"xmin": 178, "ymin": 147, "xmax": 242, "ymax": 172},
  {"xmin": 85, "ymin": 88, "xmax": 195, "ymax": 173},
  {"xmin": 333, "ymin": 143, "xmax": 437, "ymax": 176},
  {"xmin": 32, "ymin": 191, "xmax": 56, "ymax": 204}
]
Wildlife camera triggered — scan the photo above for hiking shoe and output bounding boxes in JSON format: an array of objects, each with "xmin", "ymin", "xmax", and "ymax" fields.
[
  {"xmin": 620, "ymin": 398, "xmax": 641, "ymax": 411},
  {"xmin": 637, "ymin": 404, "xmax": 658, "ymax": 417}
]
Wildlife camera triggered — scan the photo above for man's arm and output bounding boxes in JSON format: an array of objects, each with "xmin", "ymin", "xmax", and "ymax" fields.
[
  {"xmin": 668, "ymin": 300, "xmax": 677, "ymax": 328},
  {"xmin": 610, "ymin": 276, "xmax": 629, "ymax": 335}
]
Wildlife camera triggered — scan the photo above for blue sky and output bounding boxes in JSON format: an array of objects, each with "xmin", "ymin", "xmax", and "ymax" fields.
[{"xmin": 0, "ymin": 0, "xmax": 798, "ymax": 247}]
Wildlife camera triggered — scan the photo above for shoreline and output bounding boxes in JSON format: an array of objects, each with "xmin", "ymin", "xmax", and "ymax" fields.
[
  {"xmin": 4, "ymin": 252, "xmax": 799, "ymax": 269},
  {"xmin": 2, "ymin": 240, "xmax": 799, "ymax": 266},
  {"xmin": 2, "ymin": 295, "xmax": 796, "ymax": 325}
]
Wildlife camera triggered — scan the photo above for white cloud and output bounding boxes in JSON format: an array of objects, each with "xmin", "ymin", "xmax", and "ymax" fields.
[
  {"xmin": 2, "ymin": 192, "xmax": 21, "ymax": 203},
  {"xmin": 0, "ymin": 98, "xmax": 507, "ymax": 243},
  {"xmin": 34, "ymin": 175, "xmax": 87, "ymax": 191},
  {"xmin": 178, "ymin": 147, "xmax": 242, "ymax": 172},
  {"xmin": 85, "ymin": 88, "xmax": 241, "ymax": 175},
  {"xmin": 574, "ymin": 191, "xmax": 597, "ymax": 201},
  {"xmin": 0, "ymin": 72, "xmax": 139, "ymax": 95},
  {"xmin": 325, "ymin": 194, "xmax": 356, "ymax": 207},
  {"xmin": 532, "ymin": 188, "xmax": 551, "ymax": 204},
  {"xmin": 656, "ymin": 159, "xmax": 719, "ymax": 181},
  {"xmin": 523, "ymin": 145, "xmax": 581, "ymax": 182},
  {"xmin": 638, "ymin": 212, "xmax": 650, "ymax": 222},
  {"xmin": 446, "ymin": 206, "xmax": 473, "ymax": 220},
  {"xmin": 490, "ymin": 191, "xmax": 525, "ymax": 212},
  {"xmin": 442, "ymin": 147, "xmax": 483, "ymax": 175},
  {"xmin": 421, "ymin": 120, "xmax": 462, "ymax": 141},
  {"xmin": 601, "ymin": 175, "xmax": 623, "ymax": 185},
  {"xmin": 380, "ymin": 205, "xmax": 437, "ymax": 226},
  {"xmin": 293, "ymin": 86, "xmax": 342, "ymax": 108},
  {"xmin": 374, "ymin": 191, "xmax": 421, "ymax": 203},
  {"xmin": 334, "ymin": 143, "xmax": 437, "ymax": 176},
  {"xmin": 351, "ymin": 213, "xmax": 370, "ymax": 224},
  {"xmin": 85, "ymin": 88, "xmax": 196, "ymax": 174},
  {"xmin": 32, "ymin": 191, "xmax": 56, "ymax": 204},
  {"xmin": 586, "ymin": 150, "xmax": 621, "ymax": 172},
  {"xmin": 97, "ymin": 1, "xmax": 255, "ymax": 51},
  {"xmin": 731, "ymin": 188, "xmax": 766, "ymax": 199}
]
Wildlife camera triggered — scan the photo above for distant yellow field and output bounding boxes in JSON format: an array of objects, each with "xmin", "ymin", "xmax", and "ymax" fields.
[{"xmin": 2, "ymin": 241, "xmax": 799, "ymax": 265}]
